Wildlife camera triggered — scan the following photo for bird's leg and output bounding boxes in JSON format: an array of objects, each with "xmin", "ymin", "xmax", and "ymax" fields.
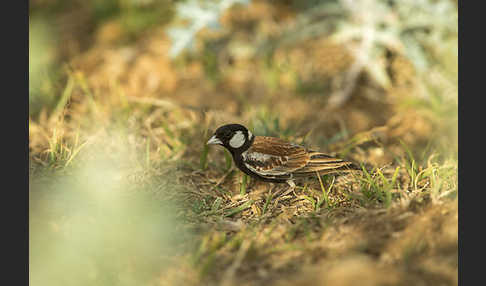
[
  {"xmin": 267, "ymin": 184, "xmax": 277, "ymax": 200},
  {"xmin": 287, "ymin": 179, "xmax": 296, "ymax": 190},
  {"xmin": 280, "ymin": 180, "xmax": 296, "ymax": 197},
  {"xmin": 272, "ymin": 180, "xmax": 297, "ymax": 207}
]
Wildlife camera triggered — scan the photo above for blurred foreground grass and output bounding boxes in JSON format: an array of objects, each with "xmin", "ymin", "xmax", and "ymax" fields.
[{"xmin": 29, "ymin": 1, "xmax": 457, "ymax": 285}]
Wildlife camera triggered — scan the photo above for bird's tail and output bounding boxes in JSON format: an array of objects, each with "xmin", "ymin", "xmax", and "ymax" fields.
[{"xmin": 293, "ymin": 152, "xmax": 361, "ymax": 177}]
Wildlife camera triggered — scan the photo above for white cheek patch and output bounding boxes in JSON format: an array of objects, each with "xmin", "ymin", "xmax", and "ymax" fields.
[{"xmin": 229, "ymin": 131, "xmax": 246, "ymax": 148}]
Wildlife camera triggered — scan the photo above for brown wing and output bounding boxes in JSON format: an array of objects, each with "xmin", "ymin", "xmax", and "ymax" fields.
[
  {"xmin": 242, "ymin": 136, "xmax": 310, "ymax": 178},
  {"xmin": 243, "ymin": 136, "xmax": 359, "ymax": 179}
]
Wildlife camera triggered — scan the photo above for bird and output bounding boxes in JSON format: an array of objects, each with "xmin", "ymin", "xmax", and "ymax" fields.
[{"xmin": 206, "ymin": 123, "xmax": 360, "ymax": 194}]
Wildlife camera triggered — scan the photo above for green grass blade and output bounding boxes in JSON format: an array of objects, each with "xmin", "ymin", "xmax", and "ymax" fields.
[
  {"xmin": 262, "ymin": 192, "xmax": 274, "ymax": 215},
  {"xmin": 200, "ymin": 144, "xmax": 209, "ymax": 170},
  {"xmin": 302, "ymin": 195, "xmax": 316, "ymax": 210},
  {"xmin": 224, "ymin": 200, "xmax": 254, "ymax": 217},
  {"xmin": 240, "ymin": 174, "xmax": 249, "ymax": 196},
  {"xmin": 52, "ymin": 76, "xmax": 75, "ymax": 118},
  {"xmin": 224, "ymin": 149, "xmax": 233, "ymax": 171},
  {"xmin": 65, "ymin": 140, "xmax": 89, "ymax": 167},
  {"xmin": 211, "ymin": 197, "xmax": 223, "ymax": 212}
]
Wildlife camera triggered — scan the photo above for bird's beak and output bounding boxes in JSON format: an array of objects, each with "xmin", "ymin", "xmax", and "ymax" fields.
[{"xmin": 207, "ymin": 135, "xmax": 223, "ymax": 145}]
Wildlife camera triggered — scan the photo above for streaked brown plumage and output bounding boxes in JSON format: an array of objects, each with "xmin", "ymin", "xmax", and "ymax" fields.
[
  {"xmin": 242, "ymin": 136, "xmax": 359, "ymax": 181},
  {"xmin": 207, "ymin": 124, "xmax": 360, "ymax": 189}
]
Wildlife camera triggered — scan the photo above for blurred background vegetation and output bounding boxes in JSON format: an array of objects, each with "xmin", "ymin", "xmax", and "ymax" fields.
[
  {"xmin": 29, "ymin": 0, "xmax": 457, "ymax": 285},
  {"xmin": 29, "ymin": 0, "xmax": 457, "ymax": 157}
]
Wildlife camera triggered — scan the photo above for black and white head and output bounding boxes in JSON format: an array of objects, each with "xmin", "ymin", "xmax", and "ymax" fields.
[{"xmin": 206, "ymin": 124, "xmax": 254, "ymax": 154}]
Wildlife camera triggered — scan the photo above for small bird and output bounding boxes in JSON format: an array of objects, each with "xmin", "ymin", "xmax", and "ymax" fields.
[{"xmin": 206, "ymin": 123, "xmax": 360, "ymax": 192}]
